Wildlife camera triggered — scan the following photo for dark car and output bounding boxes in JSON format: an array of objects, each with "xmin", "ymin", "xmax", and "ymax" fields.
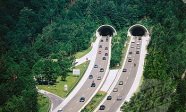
[
  {"xmin": 94, "ymin": 65, "xmax": 98, "ymax": 68},
  {"xmin": 128, "ymin": 59, "xmax": 132, "ymax": 62},
  {"xmin": 105, "ymin": 53, "xmax": 108, "ymax": 56},
  {"xmin": 100, "ymin": 105, "xmax": 105, "ymax": 110},
  {"xmin": 129, "ymin": 52, "xmax": 132, "ymax": 54},
  {"xmin": 106, "ymin": 37, "xmax": 108, "ymax": 42},
  {"xmin": 100, "ymin": 68, "xmax": 104, "ymax": 72},
  {"xmin": 122, "ymin": 69, "xmax": 127, "ymax": 72},
  {"xmin": 136, "ymin": 51, "xmax": 139, "ymax": 54},
  {"xmin": 99, "ymin": 45, "xmax": 102, "ymax": 48},
  {"xmin": 139, "ymin": 37, "xmax": 141, "ymax": 40},
  {"xmin": 102, "ymin": 57, "xmax": 106, "ymax": 60},
  {"xmin": 119, "ymin": 81, "xmax": 123, "ymax": 85},
  {"xmin": 101, "ymin": 39, "xmax": 103, "ymax": 42},
  {"xmin": 79, "ymin": 97, "xmax": 85, "ymax": 102},
  {"xmin": 89, "ymin": 75, "xmax": 93, "ymax": 79},
  {"xmin": 91, "ymin": 82, "xmax": 96, "ymax": 87},
  {"xmin": 107, "ymin": 96, "xmax": 112, "ymax": 100},
  {"xmin": 105, "ymin": 47, "xmax": 108, "ymax": 50}
]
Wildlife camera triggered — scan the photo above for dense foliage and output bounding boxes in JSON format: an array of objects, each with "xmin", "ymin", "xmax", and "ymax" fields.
[
  {"xmin": 121, "ymin": 0, "xmax": 186, "ymax": 112},
  {"xmin": 0, "ymin": 0, "xmax": 185, "ymax": 111}
]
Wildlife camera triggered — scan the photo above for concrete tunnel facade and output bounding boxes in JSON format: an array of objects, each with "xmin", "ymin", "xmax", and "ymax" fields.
[
  {"xmin": 96, "ymin": 25, "xmax": 117, "ymax": 37},
  {"xmin": 128, "ymin": 24, "xmax": 149, "ymax": 37}
]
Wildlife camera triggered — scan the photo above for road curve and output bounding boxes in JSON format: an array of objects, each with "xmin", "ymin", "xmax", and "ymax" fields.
[
  {"xmin": 96, "ymin": 36, "xmax": 142, "ymax": 112},
  {"xmin": 62, "ymin": 36, "xmax": 111, "ymax": 112}
]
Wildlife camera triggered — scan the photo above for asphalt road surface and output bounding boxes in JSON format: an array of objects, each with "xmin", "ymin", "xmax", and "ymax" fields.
[
  {"xmin": 62, "ymin": 36, "xmax": 110, "ymax": 112},
  {"xmin": 97, "ymin": 36, "xmax": 142, "ymax": 112}
]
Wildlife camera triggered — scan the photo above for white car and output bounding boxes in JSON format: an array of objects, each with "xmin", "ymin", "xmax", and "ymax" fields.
[
  {"xmin": 131, "ymin": 39, "xmax": 135, "ymax": 43},
  {"xmin": 131, "ymin": 45, "xmax": 134, "ymax": 48},
  {"xmin": 137, "ymin": 46, "xmax": 140, "ymax": 49},
  {"xmin": 128, "ymin": 55, "xmax": 131, "ymax": 58},
  {"xmin": 137, "ymin": 42, "xmax": 140, "ymax": 45}
]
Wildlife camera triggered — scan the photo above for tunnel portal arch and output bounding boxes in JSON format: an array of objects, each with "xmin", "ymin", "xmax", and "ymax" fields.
[
  {"xmin": 128, "ymin": 24, "xmax": 149, "ymax": 37},
  {"xmin": 96, "ymin": 25, "xmax": 117, "ymax": 37}
]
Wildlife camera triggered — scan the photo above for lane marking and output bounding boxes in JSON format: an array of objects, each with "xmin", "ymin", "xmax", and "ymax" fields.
[
  {"xmin": 69, "ymin": 108, "xmax": 72, "ymax": 111},
  {"xmin": 87, "ymin": 88, "xmax": 89, "ymax": 90},
  {"xmin": 107, "ymin": 107, "xmax": 110, "ymax": 111},
  {"xmin": 129, "ymin": 72, "xmax": 130, "ymax": 74},
  {"xmin": 113, "ymin": 100, "xmax": 115, "ymax": 103},
  {"xmin": 127, "ymin": 77, "xmax": 128, "ymax": 79},
  {"xmin": 130, "ymin": 68, "xmax": 132, "ymax": 70},
  {"xmin": 82, "ymin": 94, "xmax": 85, "ymax": 97},
  {"xmin": 118, "ymin": 93, "xmax": 120, "ymax": 96},
  {"xmin": 122, "ymin": 87, "xmax": 123, "ymax": 90},
  {"xmin": 131, "ymin": 65, "xmax": 132, "ymax": 66},
  {"xmin": 76, "ymin": 101, "xmax": 78, "ymax": 103},
  {"xmin": 125, "ymin": 82, "xmax": 126, "ymax": 84}
]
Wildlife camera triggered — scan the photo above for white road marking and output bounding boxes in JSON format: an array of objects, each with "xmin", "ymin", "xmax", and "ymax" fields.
[
  {"xmin": 82, "ymin": 94, "xmax": 85, "ymax": 97},
  {"xmin": 127, "ymin": 77, "xmax": 128, "ymax": 79},
  {"xmin": 87, "ymin": 88, "xmax": 89, "ymax": 90},
  {"xmin": 76, "ymin": 101, "xmax": 78, "ymax": 103},
  {"xmin": 129, "ymin": 72, "xmax": 130, "ymax": 74},
  {"xmin": 125, "ymin": 82, "xmax": 126, "ymax": 84},
  {"xmin": 69, "ymin": 108, "xmax": 72, "ymax": 111},
  {"xmin": 101, "ymin": 62, "xmax": 102, "ymax": 63},
  {"xmin": 113, "ymin": 100, "xmax": 115, "ymax": 103},
  {"xmin": 107, "ymin": 107, "xmax": 110, "ymax": 111},
  {"xmin": 137, "ymin": 61, "xmax": 139, "ymax": 62},
  {"xmin": 118, "ymin": 93, "xmax": 120, "ymax": 96},
  {"xmin": 122, "ymin": 87, "xmax": 123, "ymax": 89},
  {"xmin": 130, "ymin": 68, "xmax": 132, "ymax": 70},
  {"xmin": 133, "ymin": 58, "xmax": 134, "ymax": 59},
  {"xmin": 131, "ymin": 65, "xmax": 132, "ymax": 66}
]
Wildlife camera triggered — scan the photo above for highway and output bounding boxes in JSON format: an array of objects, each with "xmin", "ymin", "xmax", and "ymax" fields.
[
  {"xmin": 62, "ymin": 36, "xmax": 110, "ymax": 112},
  {"xmin": 97, "ymin": 36, "xmax": 142, "ymax": 112}
]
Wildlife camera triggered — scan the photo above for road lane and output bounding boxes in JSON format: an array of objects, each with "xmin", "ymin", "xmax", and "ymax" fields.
[
  {"xmin": 62, "ymin": 36, "xmax": 110, "ymax": 112},
  {"xmin": 97, "ymin": 36, "xmax": 142, "ymax": 112}
]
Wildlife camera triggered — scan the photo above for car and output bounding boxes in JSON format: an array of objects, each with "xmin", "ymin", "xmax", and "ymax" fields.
[
  {"xmin": 100, "ymin": 68, "xmax": 104, "ymax": 72},
  {"xmin": 136, "ymin": 51, "xmax": 139, "ymax": 54},
  {"xmin": 101, "ymin": 39, "xmax": 103, "ymax": 42},
  {"xmin": 122, "ymin": 69, "xmax": 127, "ymax": 72},
  {"xmin": 105, "ymin": 53, "xmax": 108, "ymax": 56},
  {"xmin": 102, "ymin": 57, "xmax": 106, "ymax": 60},
  {"xmin": 113, "ymin": 88, "xmax": 118, "ymax": 92},
  {"xmin": 107, "ymin": 96, "xmax": 112, "ymax": 100},
  {"xmin": 137, "ymin": 42, "xmax": 140, "ymax": 45},
  {"xmin": 105, "ymin": 47, "xmax": 108, "ymax": 50},
  {"xmin": 99, "ymin": 45, "xmax": 102, "ymax": 48},
  {"xmin": 89, "ymin": 75, "xmax": 93, "ymax": 79},
  {"xmin": 131, "ymin": 45, "xmax": 134, "ymax": 48},
  {"xmin": 99, "ymin": 51, "xmax": 101, "ymax": 54},
  {"xmin": 119, "ymin": 81, "xmax": 123, "ymax": 85},
  {"xmin": 128, "ymin": 55, "xmax": 131, "ymax": 58},
  {"xmin": 117, "ymin": 96, "xmax": 122, "ymax": 100},
  {"xmin": 137, "ymin": 46, "xmax": 140, "ymax": 49},
  {"xmin": 138, "ymin": 37, "xmax": 141, "ymax": 40},
  {"xmin": 129, "ymin": 52, "xmax": 132, "ymax": 54},
  {"xmin": 100, "ymin": 105, "xmax": 105, "ymax": 110},
  {"xmin": 106, "ymin": 37, "xmax": 108, "ymax": 42},
  {"xmin": 94, "ymin": 65, "xmax": 98, "ymax": 68},
  {"xmin": 128, "ymin": 59, "xmax": 132, "ymax": 62},
  {"xmin": 91, "ymin": 82, "xmax": 96, "ymax": 87},
  {"xmin": 97, "ymin": 76, "xmax": 101, "ymax": 80},
  {"xmin": 80, "ymin": 97, "xmax": 85, "ymax": 102},
  {"xmin": 131, "ymin": 39, "xmax": 135, "ymax": 43}
]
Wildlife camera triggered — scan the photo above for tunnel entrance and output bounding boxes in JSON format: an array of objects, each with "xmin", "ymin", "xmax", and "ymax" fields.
[
  {"xmin": 96, "ymin": 25, "xmax": 117, "ymax": 37},
  {"xmin": 128, "ymin": 24, "xmax": 148, "ymax": 37}
]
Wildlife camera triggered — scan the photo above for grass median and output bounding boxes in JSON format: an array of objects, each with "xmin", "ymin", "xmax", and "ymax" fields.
[
  {"xmin": 81, "ymin": 91, "xmax": 106, "ymax": 112},
  {"xmin": 37, "ymin": 61, "xmax": 89, "ymax": 98}
]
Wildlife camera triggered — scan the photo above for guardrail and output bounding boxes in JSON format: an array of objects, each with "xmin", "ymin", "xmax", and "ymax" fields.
[
  {"xmin": 88, "ymin": 69, "xmax": 120, "ymax": 112},
  {"xmin": 66, "ymin": 60, "xmax": 90, "ymax": 96}
]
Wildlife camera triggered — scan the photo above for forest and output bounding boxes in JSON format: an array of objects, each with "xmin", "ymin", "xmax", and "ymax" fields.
[{"xmin": 0, "ymin": 0, "xmax": 185, "ymax": 111}]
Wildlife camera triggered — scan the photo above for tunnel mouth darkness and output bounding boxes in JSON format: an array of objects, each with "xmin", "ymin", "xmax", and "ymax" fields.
[
  {"xmin": 96, "ymin": 25, "xmax": 117, "ymax": 37},
  {"xmin": 128, "ymin": 25, "xmax": 148, "ymax": 36}
]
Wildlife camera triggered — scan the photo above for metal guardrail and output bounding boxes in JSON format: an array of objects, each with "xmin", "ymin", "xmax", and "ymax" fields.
[{"xmin": 66, "ymin": 60, "xmax": 90, "ymax": 96}]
